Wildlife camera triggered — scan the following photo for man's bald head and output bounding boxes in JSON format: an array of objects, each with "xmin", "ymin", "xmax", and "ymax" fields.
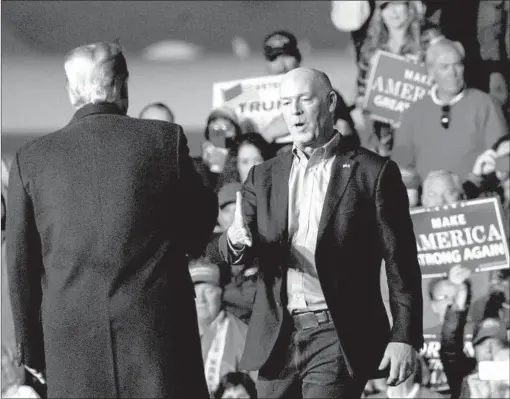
[
  {"xmin": 279, "ymin": 68, "xmax": 337, "ymax": 149},
  {"xmin": 281, "ymin": 68, "xmax": 334, "ymax": 100}
]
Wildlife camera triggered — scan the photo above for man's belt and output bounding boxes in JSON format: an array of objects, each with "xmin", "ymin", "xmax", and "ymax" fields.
[{"xmin": 292, "ymin": 309, "xmax": 332, "ymax": 331}]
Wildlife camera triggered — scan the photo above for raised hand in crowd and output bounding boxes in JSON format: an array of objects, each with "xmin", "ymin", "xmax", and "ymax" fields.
[
  {"xmin": 448, "ymin": 265, "xmax": 472, "ymax": 311},
  {"xmin": 227, "ymin": 192, "xmax": 252, "ymax": 249},
  {"xmin": 202, "ymin": 141, "xmax": 229, "ymax": 173},
  {"xmin": 472, "ymin": 148, "xmax": 499, "ymax": 177}
]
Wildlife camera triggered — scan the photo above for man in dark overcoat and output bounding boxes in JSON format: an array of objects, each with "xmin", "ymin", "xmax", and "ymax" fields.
[{"xmin": 6, "ymin": 41, "xmax": 217, "ymax": 398}]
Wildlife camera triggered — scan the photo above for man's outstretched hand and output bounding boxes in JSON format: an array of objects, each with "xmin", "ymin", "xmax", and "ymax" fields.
[
  {"xmin": 227, "ymin": 191, "xmax": 252, "ymax": 248},
  {"xmin": 378, "ymin": 342, "xmax": 416, "ymax": 386}
]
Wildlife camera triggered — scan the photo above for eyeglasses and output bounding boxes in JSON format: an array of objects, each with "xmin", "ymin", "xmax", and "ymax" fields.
[{"xmin": 441, "ymin": 105, "xmax": 451, "ymax": 129}]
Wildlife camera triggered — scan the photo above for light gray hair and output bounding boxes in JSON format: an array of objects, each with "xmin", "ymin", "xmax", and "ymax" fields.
[
  {"xmin": 423, "ymin": 169, "xmax": 462, "ymax": 194},
  {"xmin": 425, "ymin": 38, "xmax": 465, "ymax": 68},
  {"xmin": 64, "ymin": 41, "xmax": 129, "ymax": 108}
]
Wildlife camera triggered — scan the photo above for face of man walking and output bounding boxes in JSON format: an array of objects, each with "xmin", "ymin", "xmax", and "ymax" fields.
[{"xmin": 279, "ymin": 68, "xmax": 336, "ymax": 150}]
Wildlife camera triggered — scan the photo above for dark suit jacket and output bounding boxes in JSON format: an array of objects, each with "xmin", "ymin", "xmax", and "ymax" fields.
[
  {"xmin": 6, "ymin": 102, "xmax": 217, "ymax": 398},
  {"xmin": 219, "ymin": 136, "xmax": 423, "ymax": 379}
]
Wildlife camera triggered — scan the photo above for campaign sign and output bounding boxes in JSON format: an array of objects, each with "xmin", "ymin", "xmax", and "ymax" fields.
[
  {"xmin": 212, "ymin": 74, "xmax": 292, "ymax": 144},
  {"xmin": 420, "ymin": 337, "xmax": 475, "ymax": 393},
  {"xmin": 363, "ymin": 50, "xmax": 433, "ymax": 126},
  {"xmin": 410, "ymin": 198, "xmax": 509, "ymax": 279}
]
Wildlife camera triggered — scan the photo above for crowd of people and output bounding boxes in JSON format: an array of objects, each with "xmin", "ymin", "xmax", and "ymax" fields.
[{"xmin": 1, "ymin": 1, "xmax": 510, "ymax": 398}]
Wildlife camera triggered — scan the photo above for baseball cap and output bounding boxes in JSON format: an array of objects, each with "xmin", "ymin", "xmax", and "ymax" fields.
[
  {"xmin": 263, "ymin": 30, "xmax": 302, "ymax": 62},
  {"xmin": 189, "ymin": 259, "xmax": 221, "ymax": 287},
  {"xmin": 218, "ymin": 182, "xmax": 243, "ymax": 209},
  {"xmin": 473, "ymin": 318, "xmax": 508, "ymax": 346}
]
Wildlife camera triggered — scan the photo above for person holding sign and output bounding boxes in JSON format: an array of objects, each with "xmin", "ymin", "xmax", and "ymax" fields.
[
  {"xmin": 218, "ymin": 67, "xmax": 424, "ymax": 398},
  {"xmin": 355, "ymin": 1, "xmax": 441, "ymax": 156}
]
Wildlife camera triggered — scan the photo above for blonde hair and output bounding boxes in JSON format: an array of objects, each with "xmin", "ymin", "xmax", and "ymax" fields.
[
  {"xmin": 360, "ymin": 1, "xmax": 423, "ymax": 65},
  {"xmin": 64, "ymin": 41, "xmax": 129, "ymax": 108}
]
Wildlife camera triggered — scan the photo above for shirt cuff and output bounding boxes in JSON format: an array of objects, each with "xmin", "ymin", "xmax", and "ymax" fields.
[{"xmin": 227, "ymin": 236, "xmax": 247, "ymax": 265}]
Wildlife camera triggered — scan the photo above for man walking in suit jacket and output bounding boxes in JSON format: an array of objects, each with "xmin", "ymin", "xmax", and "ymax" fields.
[
  {"xmin": 6, "ymin": 41, "xmax": 217, "ymax": 398},
  {"xmin": 220, "ymin": 67, "xmax": 424, "ymax": 398}
]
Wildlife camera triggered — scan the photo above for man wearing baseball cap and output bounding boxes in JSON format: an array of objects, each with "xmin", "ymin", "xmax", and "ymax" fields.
[
  {"xmin": 263, "ymin": 30, "xmax": 302, "ymax": 76},
  {"xmin": 189, "ymin": 260, "xmax": 256, "ymax": 395},
  {"xmin": 260, "ymin": 31, "xmax": 303, "ymax": 151}
]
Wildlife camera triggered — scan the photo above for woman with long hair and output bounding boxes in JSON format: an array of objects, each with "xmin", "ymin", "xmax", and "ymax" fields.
[{"xmin": 356, "ymin": 1, "xmax": 441, "ymax": 156}]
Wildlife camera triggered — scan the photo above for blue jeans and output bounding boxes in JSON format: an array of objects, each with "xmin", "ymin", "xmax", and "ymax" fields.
[{"xmin": 256, "ymin": 319, "xmax": 367, "ymax": 399}]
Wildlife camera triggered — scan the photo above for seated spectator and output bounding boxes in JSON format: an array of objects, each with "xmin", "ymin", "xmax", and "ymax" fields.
[
  {"xmin": 189, "ymin": 261, "xmax": 255, "ymax": 395},
  {"xmin": 367, "ymin": 356, "xmax": 445, "ymax": 398},
  {"xmin": 217, "ymin": 132, "xmax": 274, "ymax": 188},
  {"xmin": 193, "ymin": 106, "xmax": 242, "ymax": 192},
  {"xmin": 138, "ymin": 102, "xmax": 175, "ymax": 123},
  {"xmin": 214, "ymin": 372, "xmax": 257, "ymax": 399},
  {"xmin": 393, "ymin": 38, "xmax": 509, "ymax": 182},
  {"xmin": 422, "ymin": 170, "xmax": 464, "ymax": 208}
]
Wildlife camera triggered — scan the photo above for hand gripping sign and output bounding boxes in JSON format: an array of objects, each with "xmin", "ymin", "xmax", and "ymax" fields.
[{"xmin": 363, "ymin": 50, "xmax": 434, "ymax": 127}]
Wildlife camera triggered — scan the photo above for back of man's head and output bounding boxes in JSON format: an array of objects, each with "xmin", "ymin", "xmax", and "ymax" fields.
[{"xmin": 64, "ymin": 41, "xmax": 129, "ymax": 111}]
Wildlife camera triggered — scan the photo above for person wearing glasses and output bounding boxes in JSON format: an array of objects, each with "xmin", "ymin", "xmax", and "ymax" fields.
[{"xmin": 392, "ymin": 38, "xmax": 508, "ymax": 183}]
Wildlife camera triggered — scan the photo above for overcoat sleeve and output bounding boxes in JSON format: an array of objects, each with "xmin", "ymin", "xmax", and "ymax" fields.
[{"xmin": 6, "ymin": 152, "xmax": 45, "ymax": 370}]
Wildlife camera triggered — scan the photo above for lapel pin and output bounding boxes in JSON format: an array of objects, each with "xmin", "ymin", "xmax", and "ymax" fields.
[{"xmin": 342, "ymin": 164, "xmax": 351, "ymax": 168}]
